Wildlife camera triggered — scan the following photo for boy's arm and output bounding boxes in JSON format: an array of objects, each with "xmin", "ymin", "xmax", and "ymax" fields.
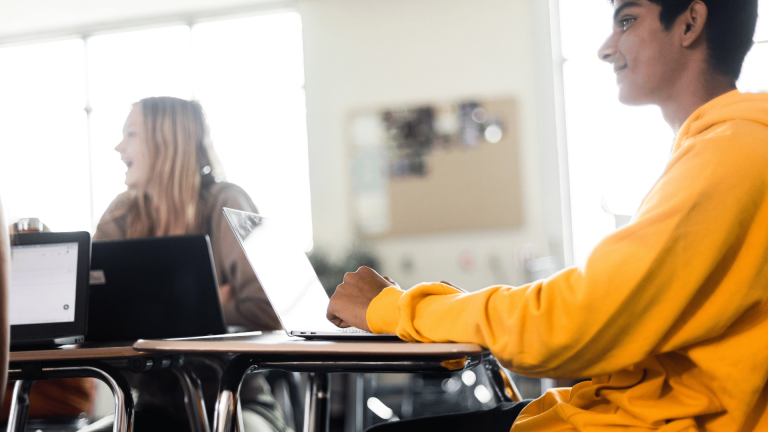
[{"xmin": 330, "ymin": 134, "xmax": 768, "ymax": 378}]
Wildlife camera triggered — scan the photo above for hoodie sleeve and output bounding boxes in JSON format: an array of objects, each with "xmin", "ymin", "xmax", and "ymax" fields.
[{"xmin": 367, "ymin": 123, "xmax": 768, "ymax": 378}]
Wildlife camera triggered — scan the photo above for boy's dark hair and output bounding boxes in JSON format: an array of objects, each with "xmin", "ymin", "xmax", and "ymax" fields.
[{"xmin": 611, "ymin": 0, "xmax": 758, "ymax": 79}]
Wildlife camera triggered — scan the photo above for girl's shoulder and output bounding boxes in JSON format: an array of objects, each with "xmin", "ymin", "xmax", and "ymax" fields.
[
  {"xmin": 203, "ymin": 181, "xmax": 258, "ymax": 213},
  {"xmin": 105, "ymin": 191, "xmax": 135, "ymax": 212},
  {"xmin": 207, "ymin": 181, "xmax": 249, "ymax": 198},
  {"xmin": 94, "ymin": 191, "xmax": 135, "ymax": 240}
]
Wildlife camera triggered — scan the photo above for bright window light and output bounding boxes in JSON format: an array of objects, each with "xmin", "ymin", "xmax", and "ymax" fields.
[
  {"xmin": 754, "ymin": 0, "xmax": 768, "ymax": 43},
  {"xmin": 0, "ymin": 12, "xmax": 312, "ymax": 251},
  {"xmin": 739, "ymin": 43, "xmax": 768, "ymax": 93},
  {"xmin": 558, "ymin": 0, "xmax": 615, "ymax": 62},
  {"xmin": 559, "ymin": 0, "xmax": 673, "ymax": 265},
  {"xmin": 192, "ymin": 12, "xmax": 312, "ymax": 251},
  {"xmin": 0, "ymin": 39, "xmax": 90, "ymax": 232}
]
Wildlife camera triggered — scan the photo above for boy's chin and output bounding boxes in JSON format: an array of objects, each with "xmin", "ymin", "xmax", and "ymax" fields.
[{"xmin": 617, "ymin": 88, "xmax": 652, "ymax": 106}]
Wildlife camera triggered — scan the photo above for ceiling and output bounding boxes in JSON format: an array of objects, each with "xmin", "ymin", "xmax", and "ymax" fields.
[{"xmin": 0, "ymin": 0, "xmax": 293, "ymax": 43}]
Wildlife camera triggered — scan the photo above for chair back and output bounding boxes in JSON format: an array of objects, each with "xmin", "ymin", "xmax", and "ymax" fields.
[{"xmin": 0, "ymin": 200, "xmax": 10, "ymax": 408}]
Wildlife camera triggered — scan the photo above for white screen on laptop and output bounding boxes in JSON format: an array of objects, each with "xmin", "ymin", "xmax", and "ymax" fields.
[
  {"xmin": 224, "ymin": 208, "xmax": 340, "ymax": 332},
  {"xmin": 10, "ymin": 242, "xmax": 79, "ymax": 325}
]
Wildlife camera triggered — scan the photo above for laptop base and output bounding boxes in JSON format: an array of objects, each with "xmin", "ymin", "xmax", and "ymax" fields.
[
  {"xmin": 290, "ymin": 331, "xmax": 401, "ymax": 341},
  {"xmin": 11, "ymin": 335, "xmax": 85, "ymax": 349}
]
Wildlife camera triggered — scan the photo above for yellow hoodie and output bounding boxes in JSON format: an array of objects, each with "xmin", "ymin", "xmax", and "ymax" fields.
[{"xmin": 366, "ymin": 90, "xmax": 768, "ymax": 431}]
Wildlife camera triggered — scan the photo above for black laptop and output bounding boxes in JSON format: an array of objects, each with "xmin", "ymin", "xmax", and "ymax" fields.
[
  {"xmin": 86, "ymin": 235, "xmax": 227, "ymax": 341},
  {"xmin": 10, "ymin": 231, "xmax": 91, "ymax": 347}
]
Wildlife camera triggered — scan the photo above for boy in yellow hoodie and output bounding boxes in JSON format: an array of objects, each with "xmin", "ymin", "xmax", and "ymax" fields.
[{"xmin": 327, "ymin": 0, "xmax": 768, "ymax": 431}]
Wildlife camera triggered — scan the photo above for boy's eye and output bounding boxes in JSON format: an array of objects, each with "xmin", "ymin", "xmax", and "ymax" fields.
[{"xmin": 620, "ymin": 17, "xmax": 636, "ymax": 31}]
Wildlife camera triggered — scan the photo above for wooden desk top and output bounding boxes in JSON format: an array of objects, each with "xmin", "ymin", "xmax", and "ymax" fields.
[
  {"xmin": 134, "ymin": 332, "xmax": 485, "ymax": 359},
  {"xmin": 10, "ymin": 342, "xmax": 149, "ymax": 362}
]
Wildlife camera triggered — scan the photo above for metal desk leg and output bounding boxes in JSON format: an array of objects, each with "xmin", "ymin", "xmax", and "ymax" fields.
[
  {"xmin": 213, "ymin": 356, "xmax": 257, "ymax": 432},
  {"xmin": 304, "ymin": 373, "xmax": 330, "ymax": 432},
  {"xmin": 6, "ymin": 380, "xmax": 33, "ymax": 432},
  {"xmin": 173, "ymin": 366, "xmax": 211, "ymax": 432},
  {"xmin": 484, "ymin": 357, "xmax": 523, "ymax": 402}
]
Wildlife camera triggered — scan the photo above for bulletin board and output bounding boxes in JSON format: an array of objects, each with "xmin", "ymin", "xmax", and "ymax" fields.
[{"xmin": 348, "ymin": 97, "xmax": 522, "ymax": 238}]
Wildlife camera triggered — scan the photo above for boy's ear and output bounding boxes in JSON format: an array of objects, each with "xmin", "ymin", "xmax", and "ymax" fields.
[{"xmin": 681, "ymin": 0, "xmax": 708, "ymax": 48}]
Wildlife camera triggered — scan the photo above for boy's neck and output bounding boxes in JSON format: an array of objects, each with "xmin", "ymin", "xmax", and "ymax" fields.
[{"xmin": 659, "ymin": 72, "xmax": 737, "ymax": 132}]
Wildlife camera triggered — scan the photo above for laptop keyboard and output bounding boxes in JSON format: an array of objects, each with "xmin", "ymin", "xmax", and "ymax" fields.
[
  {"xmin": 336, "ymin": 327, "xmax": 370, "ymax": 334},
  {"xmin": 296, "ymin": 327, "xmax": 372, "ymax": 335}
]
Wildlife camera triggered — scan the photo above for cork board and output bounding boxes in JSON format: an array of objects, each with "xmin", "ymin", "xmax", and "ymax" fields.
[{"xmin": 349, "ymin": 97, "xmax": 522, "ymax": 238}]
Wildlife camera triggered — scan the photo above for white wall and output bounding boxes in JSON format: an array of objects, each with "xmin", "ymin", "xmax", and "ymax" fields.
[{"xmin": 299, "ymin": 0, "xmax": 563, "ymax": 290}]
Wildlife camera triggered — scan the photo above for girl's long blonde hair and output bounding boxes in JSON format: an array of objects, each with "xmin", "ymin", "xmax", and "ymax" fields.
[{"xmin": 123, "ymin": 97, "xmax": 222, "ymax": 238}]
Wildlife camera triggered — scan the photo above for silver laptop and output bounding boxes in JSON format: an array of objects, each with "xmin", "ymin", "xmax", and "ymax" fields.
[{"xmin": 223, "ymin": 208, "xmax": 399, "ymax": 340}]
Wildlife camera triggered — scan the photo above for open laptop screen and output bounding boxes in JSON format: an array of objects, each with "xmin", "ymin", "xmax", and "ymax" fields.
[
  {"xmin": 10, "ymin": 242, "xmax": 79, "ymax": 325},
  {"xmin": 10, "ymin": 231, "xmax": 90, "ymax": 346},
  {"xmin": 86, "ymin": 235, "xmax": 226, "ymax": 341},
  {"xmin": 224, "ymin": 208, "xmax": 340, "ymax": 333}
]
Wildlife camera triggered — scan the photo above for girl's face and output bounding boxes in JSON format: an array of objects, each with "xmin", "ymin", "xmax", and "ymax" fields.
[{"xmin": 115, "ymin": 105, "xmax": 150, "ymax": 188}]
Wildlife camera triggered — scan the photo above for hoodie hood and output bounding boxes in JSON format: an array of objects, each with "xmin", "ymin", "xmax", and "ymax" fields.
[{"xmin": 674, "ymin": 90, "xmax": 768, "ymax": 153}]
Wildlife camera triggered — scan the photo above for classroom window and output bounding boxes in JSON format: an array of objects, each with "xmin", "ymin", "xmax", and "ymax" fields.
[
  {"xmin": 0, "ymin": 39, "xmax": 90, "ymax": 232},
  {"xmin": 556, "ymin": 0, "xmax": 768, "ymax": 265},
  {"xmin": 0, "ymin": 11, "xmax": 313, "ymax": 250}
]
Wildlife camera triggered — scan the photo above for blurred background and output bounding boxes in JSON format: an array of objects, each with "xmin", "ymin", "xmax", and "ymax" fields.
[{"xmin": 1, "ymin": 0, "xmax": 768, "ymax": 427}]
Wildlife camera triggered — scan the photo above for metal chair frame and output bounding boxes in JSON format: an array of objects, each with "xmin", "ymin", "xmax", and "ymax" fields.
[
  {"xmin": 6, "ymin": 361, "xmax": 134, "ymax": 432},
  {"xmin": 212, "ymin": 353, "xmax": 521, "ymax": 432}
]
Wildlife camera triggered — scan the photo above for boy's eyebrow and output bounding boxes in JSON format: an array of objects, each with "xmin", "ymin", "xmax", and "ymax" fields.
[{"xmin": 614, "ymin": 1, "xmax": 641, "ymax": 21}]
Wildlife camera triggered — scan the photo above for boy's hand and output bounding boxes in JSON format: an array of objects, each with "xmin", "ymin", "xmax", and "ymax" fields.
[{"xmin": 326, "ymin": 266, "xmax": 397, "ymax": 332}]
